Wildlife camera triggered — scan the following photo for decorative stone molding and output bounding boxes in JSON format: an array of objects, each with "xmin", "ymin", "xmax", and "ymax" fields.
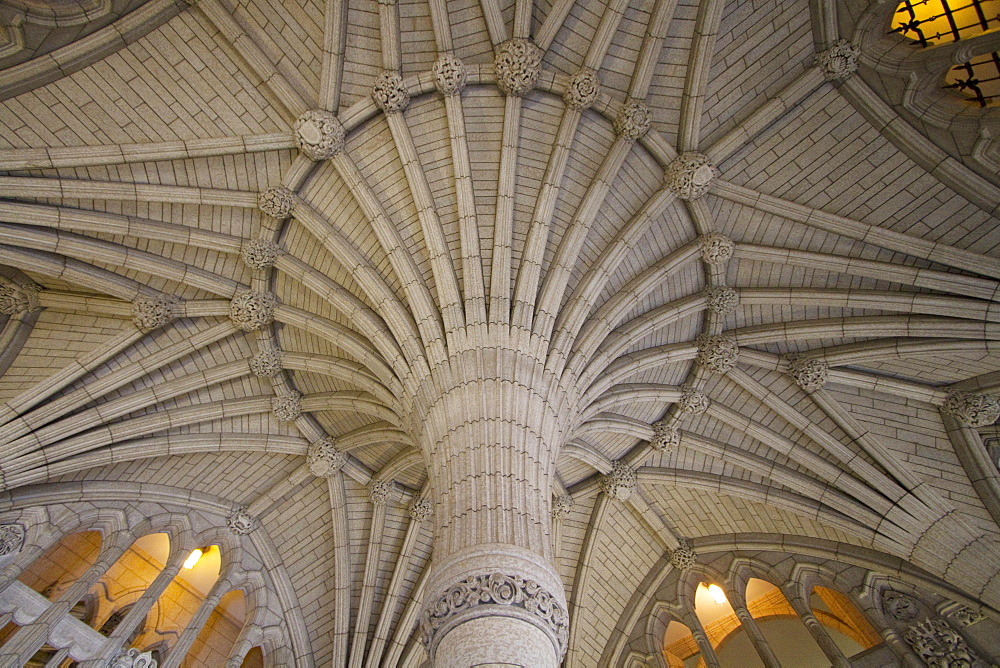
[
  {"xmin": 668, "ymin": 540, "xmax": 696, "ymax": 570},
  {"xmin": 293, "ymin": 109, "xmax": 345, "ymax": 160},
  {"xmin": 131, "ymin": 294, "xmax": 177, "ymax": 331},
  {"xmin": 0, "ymin": 283, "xmax": 40, "ymax": 316},
  {"xmin": 943, "ymin": 390, "xmax": 1000, "ymax": 427},
  {"xmin": 816, "ymin": 39, "xmax": 860, "ymax": 81},
  {"xmin": 696, "ymin": 334, "xmax": 739, "ymax": 374},
  {"xmin": 788, "ymin": 357, "xmax": 829, "ymax": 393},
  {"xmin": 599, "ymin": 461, "xmax": 637, "ymax": 501},
  {"xmin": 882, "ymin": 589, "xmax": 919, "ymax": 621},
  {"xmin": 241, "ymin": 238, "xmax": 281, "ymax": 270},
  {"xmin": 0, "ymin": 524, "xmax": 25, "ymax": 556},
  {"xmin": 419, "ymin": 572, "xmax": 569, "ymax": 656},
  {"xmin": 249, "ymin": 344, "xmax": 282, "ymax": 378},
  {"xmin": 650, "ymin": 420, "xmax": 680, "ymax": 452},
  {"xmin": 110, "ymin": 648, "xmax": 158, "ymax": 668},
  {"xmin": 551, "ymin": 494, "xmax": 573, "ymax": 519},
  {"xmin": 372, "ymin": 71, "xmax": 410, "ymax": 114},
  {"xmin": 664, "ymin": 152, "xmax": 717, "ymax": 200},
  {"xmin": 409, "ymin": 498, "xmax": 433, "ymax": 521},
  {"xmin": 226, "ymin": 506, "xmax": 256, "ymax": 535},
  {"xmin": 705, "ymin": 286, "xmax": 739, "ymax": 315},
  {"xmin": 271, "ymin": 390, "xmax": 302, "ymax": 422},
  {"xmin": 941, "ymin": 603, "xmax": 986, "ymax": 627},
  {"xmin": 678, "ymin": 385, "xmax": 710, "ymax": 415},
  {"xmin": 494, "ymin": 39, "xmax": 543, "ymax": 96},
  {"xmin": 902, "ymin": 618, "xmax": 978, "ymax": 666},
  {"xmin": 307, "ymin": 436, "xmax": 348, "ymax": 477},
  {"xmin": 369, "ymin": 480, "xmax": 394, "ymax": 505},
  {"xmin": 613, "ymin": 99, "xmax": 652, "ymax": 140},
  {"xmin": 564, "ymin": 68, "xmax": 600, "ymax": 110},
  {"xmin": 229, "ymin": 290, "xmax": 276, "ymax": 332},
  {"xmin": 699, "ymin": 233, "xmax": 735, "ymax": 265},
  {"xmin": 433, "ymin": 54, "xmax": 467, "ymax": 96},
  {"xmin": 257, "ymin": 186, "xmax": 294, "ymax": 219}
]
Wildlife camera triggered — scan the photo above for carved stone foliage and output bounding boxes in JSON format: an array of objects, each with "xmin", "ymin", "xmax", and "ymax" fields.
[
  {"xmin": 678, "ymin": 385, "xmax": 710, "ymax": 415},
  {"xmin": 664, "ymin": 152, "xmax": 717, "ymax": 200},
  {"xmin": 564, "ymin": 68, "xmax": 600, "ymax": 110},
  {"xmin": 705, "ymin": 286, "xmax": 739, "ymax": 315},
  {"xmin": 226, "ymin": 506, "xmax": 256, "ymax": 535},
  {"xmin": 241, "ymin": 239, "xmax": 281, "ymax": 270},
  {"xmin": 668, "ymin": 540, "xmax": 696, "ymax": 570},
  {"xmin": 494, "ymin": 39, "xmax": 542, "ymax": 96},
  {"xmin": 0, "ymin": 524, "xmax": 25, "ymax": 556},
  {"xmin": 943, "ymin": 603, "xmax": 986, "ymax": 627},
  {"xmin": 369, "ymin": 480, "xmax": 394, "ymax": 505},
  {"xmin": 131, "ymin": 294, "xmax": 177, "ymax": 331},
  {"xmin": 551, "ymin": 494, "xmax": 573, "ymax": 519},
  {"xmin": 293, "ymin": 109, "xmax": 345, "ymax": 160},
  {"xmin": 307, "ymin": 436, "xmax": 348, "ymax": 477},
  {"xmin": 420, "ymin": 572, "xmax": 569, "ymax": 656},
  {"xmin": 816, "ymin": 39, "xmax": 860, "ymax": 80},
  {"xmin": 903, "ymin": 618, "xmax": 979, "ymax": 667},
  {"xmin": 651, "ymin": 420, "xmax": 680, "ymax": 452},
  {"xmin": 599, "ymin": 461, "xmax": 637, "ymax": 501},
  {"xmin": 696, "ymin": 334, "xmax": 739, "ymax": 374},
  {"xmin": 409, "ymin": 498, "xmax": 433, "ymax": 521},
  {"xmin": 229, "ymin": 290, "xmax": 276, "ymax": 332},
  {"xmin": 110, "ymin": 648, "xmax": 158, "ymax": 668},
  {"xmin": 257, "ymin": 186, "xmax": 294, "ymax": 219},
  {"xmin": 271, "ymin": 390, "xmax": 302, "ymax": 422},
  {"xmin": 433, "ymin": 54, "xmax": 467, "ymax": 96},
  {"xmin": 613, "ymin": 99, "xmax": 652, "ymax": 140},
  {"xmin": 943, "ymin": 391, "xmax": 1000, "ymax": 427},
  {"xmin": 249, "ymin": 344, "xmax": 282, "ymax": 378},
  {"xmin": 882, "ymin": 589, "xmax": 919, "ymax": 622},
  {"xmin": 699, "ymin": 233, "xmax": 735, "ymax": 265},
  {"xmin": 788, "ymin": 357, "xmax": 829, "ymax": 393},
  {"xmin": 0, "ymin": 283, "xmax": 40, "ymax": 316},
  {"xmin": 372, "ymin": 71, "xmax": 410, "ymax": 113}
]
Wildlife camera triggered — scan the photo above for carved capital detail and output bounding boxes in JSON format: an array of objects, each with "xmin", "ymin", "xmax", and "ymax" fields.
[
  {"xmin": 669, "ymin": 539, "xmax": 696, "ymax": 570},
  {"xmin": 816, "ymin": 39, "xmax": 860, "ymax": 80},
  {"xmin": 0, "ymin": 524, "xmax": 25, "ymax": 556},
  {"xmin": 882, "ymin": 589, "xmax": 919, "ymax": 621},
  {"xmin": 944, "ymin": 390, "xmax": 1000, "ymax": 427},
  {"xmin": 903, "ymin": 618, "xmax": 978, "ymax": 666},
  {"xmin": 599, "ymin": 461, "xmax": 637, "ymax": 501},
  {"xmin": 226, "ymin": 506, "xmax": 256, "ymax": 535},
  {"xmin": 0, "ymin": 283, "xmax": 40, "ymax": 316},
  {"xmin": 110, "ymin": 648, "xmax": 158, "ymax": 668},
  {"xmin": 293, "ymin": 109, "xmax": 345, "ymax": 160},
  {"xmin": 551, "ymin": 494, "xmax": 573, "ymax": 519},
  {"xmin": 494, "ymin": 39, "xmax": 543, "ymax": 96}
]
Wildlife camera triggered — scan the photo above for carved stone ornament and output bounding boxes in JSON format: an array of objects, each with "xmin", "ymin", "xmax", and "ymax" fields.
[
  {"xmin": 678, "ymin": 385, "xmax": 710, "ymax": 415},
  {"xmin": 229, "ymin": 290, "xmax": 276, "ymax": 332},
  {"xmin": 249, "ymin": 344, "xmax": 282, "ymax": 378},
  {"xmin": 788, "ymin": 356, "xmax": 829, "ymax": 393},
  {"xmin": 226, "ymin": 506, "xmax": 256, "ymax": 535},
  {"xmin": 903, "ymin": 618, "xmax": 979, "ymax": 667},
  {"xmin": 699, "ymin": 233, "xmax": 735, "ymax": 265},
  {"xmin": 293, "ymin": 109, "xmax": 345, "ymax": 160},
  {"xmin": 372, "ymin": 71, "xmax": 410, "ymax": 114},
  {"xmin": 664, "ymin": 152, "xmax": 717, "ymax": 200},
  {"xmin": 0, "ymin": 283, "xmax": 40, "ymax": 316},
  {"xmin": 882, "ymin": 589, "xmax": 919, "ymax": 622},
  {"xmin": 551, "ymin": 494, "xmax": 573, "ymax": 519},
  {"xmin": 944, "ymin": 604, "xmax": 986, "ymax": 627},
  {"xmin": 257, "ymin": 186, "xmax": 294, "ymax": 219},
  {"xmin": 669, "ymin": 540, "xmax": 696, "ymax": 570},
  {"xmin": 241, "ymin": 238, "xmax": 281, "ymax": 270},
  {"xmin": 614, "ymin": 99, "xmax": 652, "ymax": 140},
  {"xmin": 419, "ymin": 572, "xmax": 569, "ymax": 656},
  {"xmin": 705, "ymin": 286, "xmax": 739, "ymax": 315},
  {"xmin": 131, "ymin": 294, "xmax": 177, "ymax": 331},
  {"xmin": 0, "ymin": 524, "xmax": 25, "ymax": 556},
  {"xmin": 494, "ymin": 38, "xmax": 543, "ymax": 96},
  {"xmin": 564, "ymin": 68, "xmax": 600, "ymax": 110},
  {"xmin": 307, "ymin": 436, "xmax": 348, "ymax": 477},
  {"xmin": 110, "ymin": 648, "xmax": 158, "ymax": 668},
  {"xmin": 433, "ymin": 54, "xmax": 467, "ymax": 96},
  {"xmin": 943, "ymin": 390, "xmax": 1000, "ymax": 427},
  {"xmin": 409, "ymin": 498, "xmax": 433, "ymax": 522},
  {"xmin": 369, "ymin": 480, "xmax": 393, "ymax": 505},
  {"xmin": 599, "ymin": 461, "xmax": 637, "ymax": 501},
  {"xmin": 651, "ymin": 420, "xmax": 680, "ymax": 453},
  {"xmin": 271, "ymin": 390, "xmax": 302, "ymax": 421},
  {"xmin": 816, "ymin": 39, "xmax": 860, "ymax": 81},
  {"xmin": 696, "ymin": 334, "xmax": 739, "ymax": 374}
]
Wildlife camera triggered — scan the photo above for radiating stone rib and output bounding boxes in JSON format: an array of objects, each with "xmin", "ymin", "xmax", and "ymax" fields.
[
  {"xmin": 628, "ymin": 0, "xmax": 681, "ymax": 99},
  {"xmin": 489, "ymin": 93, "xmax": 522, "ymax": 327},
  {"xmin": 479, "ymin": 0, "xmax": 507, "ymax": 46},
  {"xmin": 319, "ymin": 0, "xmax": 348, "ymax": 110},
  {"xmin": 728, "ymin": 315, "xmax": 1000, "ymax": 348},
  {"xmin": 736, "ymin": 288, "xmax": 1000, "ymax": 321},
  {"xmin": 0, "ymin": 175, "xmax": 259, "ymax": 208},
  {"xmin": 676, "ymin": 0, "xmax": 726, "ymax": 152}
]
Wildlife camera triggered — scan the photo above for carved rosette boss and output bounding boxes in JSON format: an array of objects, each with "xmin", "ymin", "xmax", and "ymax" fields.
[
  {"xmin": 241, "ymin": 239, "xmax": 281, "ymax": 271},
  {"xmin": 409, "ymin": 498, "xmax": 433, "ymax": 522},
  {"xmin": 0, "ymin": 284, "xmax": 40, "ymax": 316},
  {"xmin": 226, "ymin": 506, "xmax": 256, "ymax": 536},
  {"xmin": 271, "ymin": 391, "xmax": 302, "ymax": 422},
  {"xmin": 788, "ymin": 357, "xmax": 829, "ymax": 393},
  {"xmin": 494, "ymin": 39, "xmax": 543, "ymax": 96},
  {"xmin": 293, "ymin": 109, "xmax": 345, "ymax": 160},
  {"xmin": 257, "ymin": 186, "xmax": 294, "ymax": 219},
  {"xmin": 669, "ymin": 540, "xmax": 697, "ymax": 570},
  {"xmin": 678, "ymin": 385, "xmax": 710, "ymax": 415},
  {"xmin": 249, "ymin": 344, "xmax": 282, "ymax": 378},
  {"xmin": 564, "ymin": 68, "xmax": 600, "ymax": 110},
  {"xmin": 943, "ymin": 390, "xmax": 1000, "ymax": 427},
  {"xmin": 696, "ymin": 334, "xmax": 739, "ymax": 374},
  {"xmin": 651, "ymin": 420, "xmax": 680, "ymax": 452},
  {"xmin": 705, "ymin": 286, "xmax": 740, "ymax": 315},
  {"xmin": 369, "ymin": 480, "xmax": 394, "ymax": 505},
  {"xmin": 0, "ymin": 524, "xmax": 25, "ymax": 556},
  {"xmin": 372, "ymin": 71, "xmax": 410, "ymax": 114},
  {"xmin": 433, "ymin": 54, "xmax": 467, "ymax": 96},
  {"xmin": 307, "ymin": 436, "xmax": 348, "ymax": 477},
  {"xmin": 229, "ymin": 290, "xmax": 276, "ymax": 332},
  {"xmin": 131, "ymin": 294, "xmax": 178, "ymax": 331},
  {"xmin": 816, "ymin": 39, "xmax": 860, "ymax": 80},
  {"xmin": 699, "ymin": 233, "xmax": 735, "ymax": 265},
  {"xmin": 551, "ymin": 494, "xmax": 573, "ymax": 519},
  {"xmin": 664, "ymin": 152, "xmax": 718, "ymax": 200},
  {"xmin": 599, "ymin": 461, "xmax": 637, "ymax": 501},
  {"xmin": 614, "ymin": 99, "xmax": 652, "ymax": 140}
]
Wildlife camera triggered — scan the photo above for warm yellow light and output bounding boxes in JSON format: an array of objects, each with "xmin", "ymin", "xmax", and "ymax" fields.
[
  {"xmin": 183, "ymin": 548, "xmax": 204, "ymax": 570},
  {"xmin": 708, "ymin": 584, "xmax": 727, "ymax": 605}
]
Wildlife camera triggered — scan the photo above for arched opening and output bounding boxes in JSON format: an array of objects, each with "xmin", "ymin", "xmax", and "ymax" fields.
[
  {"xmin": 663, "ymin": 619, "xmax": 701, "ymax": 667},
  {"xmin": 17, "ymin": 530, "xmax": 102, "ymax": 601},
  {"xmin": 241, "ymin": 645, "xmax": 265, "ymax": 667},
  {"xmin": 182, "ymin": 588, "xmax": 246, "ymax": 666},
  {"xmin": 89, "ymin": 532, "xmax": 170, "ymax": 640},
  {"xmin": 736, "ymin": 577, "xmax": 827, "ymax": 666},
  {"xmin": 810, "ymin": 584, "xmax": 882, "ymax": 658}
]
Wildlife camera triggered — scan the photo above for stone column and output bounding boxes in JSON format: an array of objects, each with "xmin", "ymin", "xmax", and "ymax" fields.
[
  {"xmin": 410, "ymin": 344, "xmax": 573, "ymax": 667},
  {"xmin": 781, "ymin": 585, "xmax": 849, "ymax": 668},
  {"xmin": 727, "ymin": 586, "xmax": 780, "ymax": 668}
]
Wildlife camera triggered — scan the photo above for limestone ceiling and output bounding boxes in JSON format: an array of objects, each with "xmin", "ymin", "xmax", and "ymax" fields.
[{"xmin": 0, "ymin": 0, "xmax": 999, "ymax": 664}]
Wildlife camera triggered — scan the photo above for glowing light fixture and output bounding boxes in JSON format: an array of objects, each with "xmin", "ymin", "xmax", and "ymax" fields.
[
  {"xmin": 708, "ymin": 584, "xmax": 727, "ymax": 605},
  {"xmin": 183, "ymin": 548, "xmax": 205, "ymax": 570}
]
